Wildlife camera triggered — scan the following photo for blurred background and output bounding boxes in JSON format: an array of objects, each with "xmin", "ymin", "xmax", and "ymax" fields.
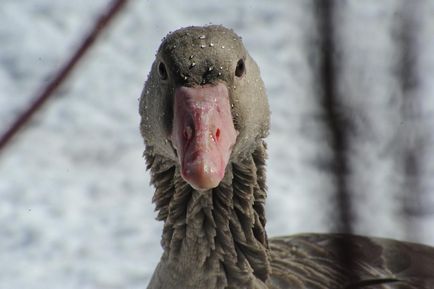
[{"xmin": 1, "ymin": 0, "xmax": 433, "ymax": 288}]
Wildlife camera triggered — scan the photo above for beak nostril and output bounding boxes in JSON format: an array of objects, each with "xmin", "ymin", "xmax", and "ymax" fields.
[
  {"xmin": 215, "ymin": 128, "xmax": 221, "ymax": 142},
  {"xmin": 184, "ymin": 126, "xmax": 193, "ymax": 140}
]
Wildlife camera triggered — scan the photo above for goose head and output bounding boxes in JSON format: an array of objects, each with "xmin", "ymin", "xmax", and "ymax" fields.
[{"xmin": 140, "ymin": 25, "xmax": 269, "ymax": 191}]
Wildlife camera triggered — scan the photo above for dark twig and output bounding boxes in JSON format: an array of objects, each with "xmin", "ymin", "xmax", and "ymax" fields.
[
  {"xmin": 315, "ymin": 0, "xmax": 355, "ymax": 275},
  {"xmin": 0, "ymin": 0, "xmax": 129, "ymax": 154},
  {"xmin": 397, "ymin": 2, "xmax": 425, "ymax": 239},
  {"xmin": 316, "ymin": 0, "xmax": 353, "ymax": 234}
]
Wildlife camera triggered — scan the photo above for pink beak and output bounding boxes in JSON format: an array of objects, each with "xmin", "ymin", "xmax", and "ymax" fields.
[{"xmin": 171, "ymin": 83, "xmax": 238, "ymax": 191}]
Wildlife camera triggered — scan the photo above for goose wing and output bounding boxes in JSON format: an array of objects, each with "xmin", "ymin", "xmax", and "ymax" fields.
[{"xmin": 267, "ymin": 233, "xmax": 434, "ymax": 289}]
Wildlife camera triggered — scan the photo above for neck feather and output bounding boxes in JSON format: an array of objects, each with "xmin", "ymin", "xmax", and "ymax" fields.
[{"xmin": 145, "ymin": 141, "xmax": 270, "ymax": 288}]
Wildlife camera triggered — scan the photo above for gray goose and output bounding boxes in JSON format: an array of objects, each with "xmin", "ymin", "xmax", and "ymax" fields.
[{"xmin": 139, "ymin": 25, "xmax": 434, "ymax": 289}]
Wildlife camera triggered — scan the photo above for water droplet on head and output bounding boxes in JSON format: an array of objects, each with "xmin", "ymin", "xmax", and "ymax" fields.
[
  {"xmin": 208, "ymin": 66, "xmax": 214, "ymax": 72},
  {"xmin": 199, "ymin": 35, "xmax": 206, "ymax": 39},
  {"xmin": 221, "ymin": 45, "xmax": 225, "ymax": 49},
  {"xmin": 189, "ymin": 55, "xmax": 194, "ymax": 59},
  {"xmin": 200, "ymin": 44, "xmax": 206, "ymax": 49},
  {"xmin": 209, "ymin": 43, "xmax": 214, "ymax": 47},
  {"xmin": 190, "ymin": 62, "xmax": 196, "ymax": 68}
]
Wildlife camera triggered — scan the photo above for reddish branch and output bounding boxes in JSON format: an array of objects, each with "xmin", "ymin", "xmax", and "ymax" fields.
[{"xmin": 0, "ymin": 0, "xmax": 128, "ymax": 153}]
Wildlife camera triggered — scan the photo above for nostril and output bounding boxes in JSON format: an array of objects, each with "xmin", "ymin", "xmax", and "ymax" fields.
[
  {"xmin": 184, "ymin": 126, "xmax": 193, "ymax": 140},
  {"xmin": 215, "ymin": 128, "xmax": 221, "ymax": 142}
]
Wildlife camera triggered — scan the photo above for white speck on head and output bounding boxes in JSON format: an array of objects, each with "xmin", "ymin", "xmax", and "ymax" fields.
[
  {"xmin": 200, "ymin": 44, "xmax": 205, "ymax": 48},
  {"xmin": 199, "ymin": 35, "xmax": 206, "ymax": 39}
]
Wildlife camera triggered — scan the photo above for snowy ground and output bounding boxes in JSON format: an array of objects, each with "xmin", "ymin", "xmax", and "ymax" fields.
[{"xmin": 1, "ymin": 1, "xmax": 434, "ymax": 288}]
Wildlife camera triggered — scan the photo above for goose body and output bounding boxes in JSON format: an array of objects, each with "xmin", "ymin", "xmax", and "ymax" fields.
[{"xmin": 139, "ymin": 25, "xmax": 434, "ymax": 289}]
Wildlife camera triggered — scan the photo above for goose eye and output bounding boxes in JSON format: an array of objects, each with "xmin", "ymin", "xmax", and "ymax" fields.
[
  {"xmin": 158, "ymin": 62, "xmax": 168, "ymax": 80},
  {"xmin": 235, "ymin": 59, "xmax": 245, "ymax": 78}
]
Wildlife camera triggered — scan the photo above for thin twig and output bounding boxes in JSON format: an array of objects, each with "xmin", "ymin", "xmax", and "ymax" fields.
[
  {"xmin": 0, "ymin": 0, "xmax": 129, "ymax": 153},
  {"xmin": 316, "ymin": 0, "xmax": 352, "ymax": 234},
  {"xmin": 315, "ymin": 0, "xmax": 355, "ymax": 275},
  {"xmin": 398, "ymin": 1, "xmax": 424, "ymax": 239}
]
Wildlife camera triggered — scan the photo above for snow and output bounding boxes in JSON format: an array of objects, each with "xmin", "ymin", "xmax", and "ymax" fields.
[{"xmin": 0, "ymin": 1, "xmax": 433, "ymax": 288}]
